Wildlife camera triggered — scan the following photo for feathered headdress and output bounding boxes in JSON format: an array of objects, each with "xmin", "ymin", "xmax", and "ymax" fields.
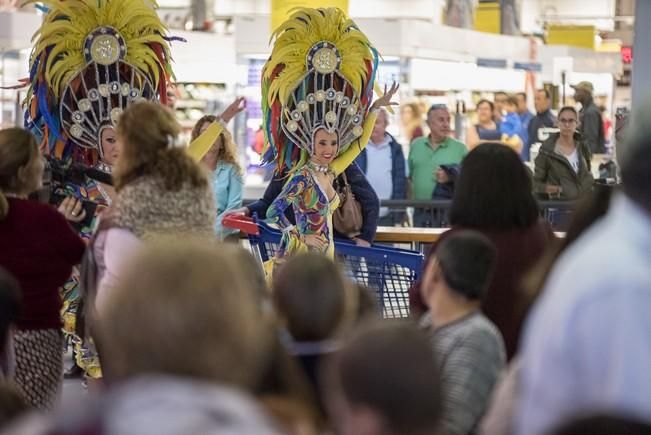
[
  {"xmin": 261, "ymin": 7, "xmax": 379, "ymax": 173},
  {"xmin": 23, "ymin": 0, "xmax": 174, "ymax": 166}
]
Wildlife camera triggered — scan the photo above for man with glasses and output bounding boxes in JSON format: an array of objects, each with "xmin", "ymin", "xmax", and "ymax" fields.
[{"xmin": 408, "ymin": 104, "xmax": 467, "ymax": 227}]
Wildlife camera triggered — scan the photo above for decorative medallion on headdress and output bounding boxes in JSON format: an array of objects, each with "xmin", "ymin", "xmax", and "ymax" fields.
[
  {"xmin": 23, "ymin": 0, "xmax": 174, "ymax": 165},
  {"xmin": 262, "ymin": 7, "xmax": 379, "ymax": 173}
]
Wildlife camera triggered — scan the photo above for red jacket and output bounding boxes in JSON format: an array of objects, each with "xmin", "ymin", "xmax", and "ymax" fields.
[
  {"xmin": 0, "ymin": 198, "xmax": 85, "ymax": 330},
  {"xmin": 410, "ymin": 221, "xmax": 554, "ymax": 360}
]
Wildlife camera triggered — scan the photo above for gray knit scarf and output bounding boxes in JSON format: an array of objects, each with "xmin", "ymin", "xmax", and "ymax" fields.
[{"xmin": 107, "ymin": 175, "xmax": 216, "ymax": 240}]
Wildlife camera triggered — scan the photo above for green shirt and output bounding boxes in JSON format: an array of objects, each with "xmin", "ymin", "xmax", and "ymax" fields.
[{"xmin": 408, "ymin": 136, "xmax": 467, "ymax": 200}]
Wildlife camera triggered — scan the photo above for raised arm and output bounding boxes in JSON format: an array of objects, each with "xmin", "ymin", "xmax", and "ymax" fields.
[
  {"xmin": 330, "ymin": 110, "xmax": 378, "ymax": 176},
  {"xmin": 186, "ymin": 97, "xmax": 246, "ymax": 162},
  {"xmin": 330, "ymin": 82, "xmax": 400, "ymax": 176}
]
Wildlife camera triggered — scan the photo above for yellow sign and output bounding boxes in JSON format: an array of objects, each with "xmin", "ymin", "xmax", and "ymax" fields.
[
  {"xmin": 474, "ymin": 1, "xmax": 500, "ymax": 34},
  {"xmin": 271, "ymin": 0, "xmax": 349, "ymax": 32},
  {"xmin": 547, "ymin": 25, "xmax": 596, "ymax": 50}
]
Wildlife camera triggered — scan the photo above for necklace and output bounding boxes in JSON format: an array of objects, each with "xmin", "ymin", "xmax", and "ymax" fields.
[{"xmin": 308, "ymin": 161, "xmax": 330, "ymax": 174}]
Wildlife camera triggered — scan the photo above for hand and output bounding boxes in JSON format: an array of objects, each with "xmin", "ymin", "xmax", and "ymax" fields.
[
  {"xmin": 303, "ymin": 234, "xmax": 328, "ymax": 251},
  {"xmin": 545, "ymin": 185, "xmax": 562, "ymax": 195},
  {"xmin": 220, "ymin": 97, "xmax": 246, "ymax": 123},
  {"xmin": 370, "ymin": 82, "xmax": 400, "ymax": 111},
  {"xmin": 435, "ymin": 168, "xmax": 449, "ymax": 183},
  {"xmin": 223, "ymin": 207, "xmax": 250, "ymax": 218},
  {"xmin": 58, "ymin": 196, "xmax": 86, "ymax": 222},
  {"xmin": 353, "ymin": 238, "xmax": 371, "ymax": 248}
]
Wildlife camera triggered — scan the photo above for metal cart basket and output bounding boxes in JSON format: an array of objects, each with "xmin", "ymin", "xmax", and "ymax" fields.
[{"xmin": 224, "ymin": 216, "xmax": 424, "ymax": 318}]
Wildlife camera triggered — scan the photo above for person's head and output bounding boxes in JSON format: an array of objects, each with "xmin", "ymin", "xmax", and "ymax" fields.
[
  {"xmin": 400, "ymin": 102, "xmax": 421, "ymax": 125},
  {"xmin": 191, "ymin": 115, "xmax": 242, "ymax": 174},
  {"xmin": 450, "ymin": 143, "xmax": 539, "ymax": 229},
  {"xmin": 504, "ymin": 95, "xmax": 518, "ymax": 113},
  {"xmin": 96, "ymin": 242, "xmax": 270, "ymax": 388},
  {"xmin": 273, "ymin": 253, "xmax": 351, "ymax": 342},
  {"xmin": 427, "ymin": 104, "xmax": 451, "ymax": 143},
  {"xmin": 516, "ymin": 92, "xmax": 528, "ymax": 113},
  {"xmin": 494, "ymin": 91, "xmax": 508, "ymax": 113},
  {"xmin": 99, "ymin": 124, "xmax": 120, "ymax": 167},
  {"xmin": 0, "ymin": 128, "xmax": 44, "ymax": 219},
  {"xmin": 557, "ymin": 106, "xmax": 579, "ymax": 140},
  {"xmin": 165, "ymin": 83, "xmax": 177, "ymax": 110},
  {"xmin": 311, "ymin": 127, "xmax": 339, "ymax": 167},
  {"xmin": 476, "ymin": 99, "xmax": 495, "ymax": 124},
  {"xmin": 572, "ymin": 81, "xmax": 593, "ymax": 105},
  {"xmin": 113, "ymin": 101, "xmax": 207, "ymax": 192},
  {"xmin": 572, "ymin": 81, "xmax": 594, "ymax": 104},
  {"xmin": 371, "ymin": 109, "xmax": 389, "ymax": 143},
  {"xmin": 534, "ymin": 88, "xmax": 552, "ymax": 113},
  {"xmin": 0, "ymin": 268, "xmax": 21, "ymax": 357},
  {"xmin": 421, "ymin": 231, "xmax": 496, "ymax": 309},
  {"xmin": 550, "ymin": 414, "xmax": 651, "ymax": 435},
  {"xmin": 325, "ymin": 321, "xmax": 441, "ymax": 435},
  {"xmin": 619, "ymin": 99, "xmax": 651, "ymax": 212}
]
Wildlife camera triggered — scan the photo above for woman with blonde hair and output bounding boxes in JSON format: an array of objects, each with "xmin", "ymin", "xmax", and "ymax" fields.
[
  {"xmin": 400, "ymin": 102, "xmax": 425, "ymax": 144},
  {"xmin": 0, "ymin": 128, "xmax": 85, "ymax": 409},
  {"xmin": 89, "ymin": 101, "xmax": 215, "ymax": 319},
  {"xmin": 191, "ymin": 115, "xmax": 243, "ymax": 240}
]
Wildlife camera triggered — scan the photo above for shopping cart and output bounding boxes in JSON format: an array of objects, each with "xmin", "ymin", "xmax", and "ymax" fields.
[{"xmin": 224, "ymin": 215, "xmax": 425, "ymax": 318}]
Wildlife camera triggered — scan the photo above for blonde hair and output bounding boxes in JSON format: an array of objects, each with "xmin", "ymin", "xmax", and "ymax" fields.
[
  {"xmin": 401, "ymin": 102, "xmax": 423, "ymax": 143},
  {"xmin": 96, "ymin": 241, "xmax": 271, "ymax": 387},
  {"xmin": 113, "ymin": 101, "xmax": 208, "ymax": 192},
  {"xmin": 0, "ymin": 128, "xmax": 39, "ymax": 220},
  {"xmin": 191, "ymin": 115, "xmax": 243, "ymax": 175}
]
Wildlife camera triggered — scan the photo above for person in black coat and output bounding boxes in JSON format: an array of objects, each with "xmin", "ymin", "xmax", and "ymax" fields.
[{"xmin": 227, "ymin": 163, "xmax": 380, "ymax": 246}]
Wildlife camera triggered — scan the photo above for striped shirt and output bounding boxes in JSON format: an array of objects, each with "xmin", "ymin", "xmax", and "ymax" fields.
[{"xmin": 428, "ymin": 311, "xmax": 506, "ymax": 435}]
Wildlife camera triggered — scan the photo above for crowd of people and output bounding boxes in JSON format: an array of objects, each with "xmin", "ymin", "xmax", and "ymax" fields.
[
  {"xmin": 346, "ymin": 82, "xmax": 609, "ymax": 230},
  {"xmin": 0, "ymin": 2, "xmax": 650, "ymax": 435}
]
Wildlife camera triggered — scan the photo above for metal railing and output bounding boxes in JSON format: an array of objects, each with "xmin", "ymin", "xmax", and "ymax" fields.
[{"xmin": 244, "ymin": 198, "xmax": 577, "ymax": 231}]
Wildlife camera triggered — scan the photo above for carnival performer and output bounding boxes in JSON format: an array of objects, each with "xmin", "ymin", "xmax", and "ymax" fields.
[
  {"xmin": 23, "ymin": 0, "xmax": 175, "ymax": 381},
  {"xmin": 262, "ymin": 7, "xmax": 398, "ymax": 259}
]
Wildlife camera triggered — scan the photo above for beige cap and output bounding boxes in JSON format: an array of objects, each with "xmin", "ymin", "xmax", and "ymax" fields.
[{"xmin": 571, "ymin": 81, "xmax": 594, "ymax": 94}]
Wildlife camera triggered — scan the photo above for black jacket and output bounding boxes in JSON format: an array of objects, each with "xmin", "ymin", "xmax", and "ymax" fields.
[
  {"xmin": 248, "ymin": 163, "xmax": 380, "ymax": 243},
  {"xmin": 533, "ymin": 132, "xmax": 594, "ymax": 200},
  {"xmin": 579, "ymin": 98, "xmax": 606, "ymax": 154}
]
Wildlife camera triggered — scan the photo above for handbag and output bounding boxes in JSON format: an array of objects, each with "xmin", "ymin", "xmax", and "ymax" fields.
[{"xmin": 333, "ymin": 171, "xmax": 363, "ymax": 238}]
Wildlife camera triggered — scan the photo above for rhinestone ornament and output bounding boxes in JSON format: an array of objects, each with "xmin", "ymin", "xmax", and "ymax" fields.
[
  {"xmin": 78, "ymin": 99, "xmax": 92, "ymax": 112},
  {"xmin": 70, "ymin": 124, "xmax": 84, "ymax": 138},
  {"xmin": 287, "ymin": 120, "xmax": 299, "ymax": 132},
  {"xmin": 325, "ymin": 111, "xmax": 337, "ymax": 124},
  {"xmin": 297, "ymin": 101, "xmax": 309, "ymax": 112},
  {"xmin": 110, "ymin": 108, "xmax": 122, "ymax": 123}
]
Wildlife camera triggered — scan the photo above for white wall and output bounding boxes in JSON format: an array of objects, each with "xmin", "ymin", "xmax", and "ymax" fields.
[
  {"xmin": 410, "ymin": 58, "xmax": 526, "ymax": 92},
  {"xmin": 520, "ymin": 0, "xmax": 617, "ymax": 33},
  {"xmin": 170, "ymin": 30, "xmax": 237, "ymax": 84},
  {"xmin": 162, "ymin": 0, "xmax": 444, "ymax": 20}
]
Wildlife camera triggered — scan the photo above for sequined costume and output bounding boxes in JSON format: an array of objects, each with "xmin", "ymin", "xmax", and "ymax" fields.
[
  {"xmin": 261, "ymin": 8, "xmax": 380, "ymax": 259},
  {"xmin": 23, "ymin": 0, "xmax": 174, "ymax": 378}
]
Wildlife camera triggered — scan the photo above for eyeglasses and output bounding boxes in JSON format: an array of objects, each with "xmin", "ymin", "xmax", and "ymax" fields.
[{"xmin": 558, "ymin": 118, "xmax": 577, "ymax": 125}]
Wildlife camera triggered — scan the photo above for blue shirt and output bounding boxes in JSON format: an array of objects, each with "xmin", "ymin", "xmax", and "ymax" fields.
[
  {"xmin": 515, "ymin": 194, "xmax": 651, "ymax": 435},
  {"xmin": 211, "ymin": 162, "xmax": 243, "ymax": 238}
]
